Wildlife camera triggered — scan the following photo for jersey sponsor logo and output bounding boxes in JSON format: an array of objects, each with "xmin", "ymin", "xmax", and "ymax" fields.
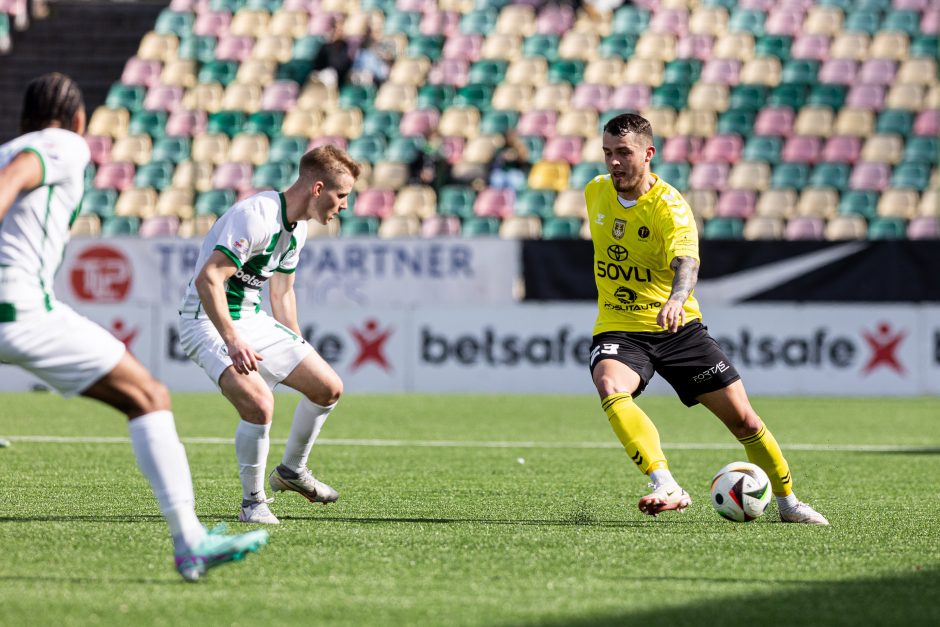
[
  {"xmin": 606, "ymin": 244, "xmax": 629, "ymax": 262},
  {"xmin": 594, "ymin": 213, "xmax": 605, "ymax": 225},
  {"xmin": 638, "ymin": 226, "xmax": 650, "ymax": 239},
  {"xmin": 70, "ymin": 245, "xmax": 132, "ymax": 302},
  {"xmin": 603, "ymin": 301, "xmax": 662, "ymax": 312},
  {"xmin": 612, "ymin": 218, "xmax": 626, "ymax": 240},
  {"xmin": 232, "ymin": 268, "xmax": 267, "ymax": 289},
  {"xmin": 596, "ymin": 260, "xmax": 652, "ymax": 282},
  {"xmin": 232, "ymin": 238, "xmax": 250, "ymax": 253},
  {"xmin": 614, "ymin": 286, "xmax": 638, "ymax": 304},
  {"xmin": 691, "ymin": 361, "xmax": 730, "ymax": 383},
  {"xmin": 349, "ymin": 318, "xmax": 393, "ymax": 372}
]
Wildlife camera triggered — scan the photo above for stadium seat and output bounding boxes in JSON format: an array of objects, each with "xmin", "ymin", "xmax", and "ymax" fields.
[
  {"xmin": 821, "ymin": 135, "xmax": 862, "ymax": 164},
  {"xmin": 438, "ymin": 185, "xmax": 477, "ymax": 219},
  {"xmin": 809, "ymin": 162, "xmax": 851, "ymax": 192},
  {"xmin": 808, "ymin": 84, "xmax": 847, "ymax": 110},
  {"xmin": 772, "ymin": 163, "xmax": 810, "ymax": 189},
  {"xmin": 101, "ymin": 216, "xmax": 141, "ymax": 236},
  {"xmin": 784, "ymin": 216, "xmax": 826, "ymax": 240},
  {"xmin": 211, "ymin": 162, "xmax": 253, "ymax": 191},
  {"xmin": 461, "ymin": 216, "xmax": 500, "ymax": 237},
  {"xmin": 849, "ymin": 162, "xmax": 891, "ymax": 191},
  {"xmin": 825, "ymin": 215, "xmax": 868, "ymax": 240},
  {"xmin": 728, "ymin": 161, "xmax": 771, "ymax": 192},
  {"xmin": 891, "ymin": 162, "xmax": 931, "ymax": 191},
  {"xmin": 498, "ymin": 215, "xmax": 541, "ymax": 239},
  {"xmin": 340, "ymin": 215, "xmax": 380, "ymax": 236},
  {"xmin": 195, "ymin": 189, "xmax": 236, "ymax": 216},
  {"xmin": 903, "ymin": 137, "xmax": 938, "ymax": 165},
  {"xmin": 755, "ymin": 189, "xmax": 798, "ymax": 219},
  {"xmin": 252, "ymin": 161, "xmax": 296, "ymax": 189},
  {"xmin": 868, "ymin": 217, "xmax": 908, "ymax": 240},
  {"xmin": 877, "ymin": 189, "xmax": 920, "ymax": 220},
  {"xmin": 81, "ymin": 189, "xmax": 118, "ymax": 219},
  {"xmin": 838, "ymin": 190, "xmax": 879, "ymax": 220},
  {"xmin": 702, "ymin": 217, "xmax": 743, "ymax": 239},
  {"xmin": 378, "ymin": 215, "xmax": 421, "ymax": 238},
  {"xmin": 655, "ymin": 162, "xmax": 690, "ymax": 191},
  {"xmin": 743, "ymin": 136, "xmax": 782, "ymax": 164},
  {"xmin": 796, "ymin": 188, "xmax": 839, "ymax": 219},
  {"xmin": 716, "ymin": 190, "xmax": 756, "ymax": 219},
  {"xmin": 420, "ymin": 215, "xmax": 461, "ymax": 237},
  {"xmin": 94, "ymin": 162, "xmax": 135, "ymax": 191},
  {"xmin": 541, "ymin": 217, "xmax": 581, "ymax": 239},
  {"xmin": 553, "ymin": 189, "xmax": 587, "ymax": 219},
  {"xmin": 111, "ymin": 134, "xmax": 153, "ymax": 165},
  {"xmin": 860, "ymin": 135, "xmax": 904, "ymax": 164},
  {"xmin": 393, "ymin": 185, "xmax": 437, "ymax": 220},
  {"xmin": 134, "ymin": 161, "xmax": 174, "ymax": 191},
  {"xmin": 907, "ymin": 216, "xmax": 940, "ymax": 240},
  {"xmin": 743, "ymin": 216, "xmax": 784, "ymax": 240}
]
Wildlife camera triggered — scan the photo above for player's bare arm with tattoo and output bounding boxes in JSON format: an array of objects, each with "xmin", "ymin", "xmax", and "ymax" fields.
[{"xmin": 657, "ymin": 256, "xmax": 700, "ymax": 333}]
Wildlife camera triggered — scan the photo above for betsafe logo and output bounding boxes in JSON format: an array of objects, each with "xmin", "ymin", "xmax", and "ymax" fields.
[{"xmin": 70, "ymin": 245, "xmax": 132, "ymax": 302}]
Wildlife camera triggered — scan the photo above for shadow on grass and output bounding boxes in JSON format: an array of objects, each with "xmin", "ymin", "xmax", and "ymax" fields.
[
  {"xmin": 0, "ymin": 514, "xmax": 165, "ymax": 523},
  {"xmin": 525, "ymin": 566, "xmax": 940, "ymax": 627},
  {"xmin": 274, "ymin": 514, "xmax": 668, "ymax": 528},
  {"xmin": 0, "ymin": 574, "xmax": 176, "ymax": 586}
]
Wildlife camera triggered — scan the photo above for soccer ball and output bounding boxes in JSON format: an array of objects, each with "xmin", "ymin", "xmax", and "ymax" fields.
[{"xmin": 710, "ymin": 461, "xmax": 772, "ymax": 522}]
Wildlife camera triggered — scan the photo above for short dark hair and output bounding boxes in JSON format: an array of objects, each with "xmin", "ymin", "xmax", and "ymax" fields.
[
  {"xmin": 20, "ymin": 73, "xmax": 85, "ymax": 134},
  {"xmin": 602, "ymin": 113, "xmax": 653, "ymax": 144},
  {"xmin": 299, "ymin": 144, "xmax": 361, "ymax": 184}
]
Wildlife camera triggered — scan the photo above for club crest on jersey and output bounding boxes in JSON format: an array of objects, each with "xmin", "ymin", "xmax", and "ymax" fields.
[
  {"xmin": 233, "ymin": 238, "xmax": 249, "ymax": 253},
  {"xmin": 612, "ymin": 219, "xmax": 626, "ymax": 240},
  {"xmin": 638, "ymin": 226, "xmax": 650, "ymax": 239}
]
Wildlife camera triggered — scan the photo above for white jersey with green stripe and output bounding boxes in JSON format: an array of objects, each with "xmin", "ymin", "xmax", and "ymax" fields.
[
  {"xmin": 0, "ymin": 128, "xmax": 89, "ymax": 319},
  {"xmin": 179, "ymin": 191, "xmax": 307, "ymax": 320}
]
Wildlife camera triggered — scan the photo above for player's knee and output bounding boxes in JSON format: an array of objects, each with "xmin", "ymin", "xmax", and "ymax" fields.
[
  {"xmin": 728, "ymin": 413, "xmax": 762, "ymax": 439},
  {"xmin": 309, "ymin": 375, "xmax": 343, "ymax": 407},
  {"xmin": 241, "ymin": 391, "xmax": 275, "ymax": 424},
  {"xmin": 125, "ymin": 379, "xmax": 171, "ymax": 417},
  {"xmin": 594, "ymin": 375, "xmax": 625, "ymax": 399}
]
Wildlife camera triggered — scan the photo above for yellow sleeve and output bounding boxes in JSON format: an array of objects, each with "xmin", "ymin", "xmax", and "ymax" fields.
[{"xmin": 658, "ymin": 194, "xmax": 699, "ymax": 264}]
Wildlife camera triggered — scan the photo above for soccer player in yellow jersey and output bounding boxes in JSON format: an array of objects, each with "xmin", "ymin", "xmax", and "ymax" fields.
[{"xmin": 586, "ymin": 113, "xmax": 828, "ymax": 524}]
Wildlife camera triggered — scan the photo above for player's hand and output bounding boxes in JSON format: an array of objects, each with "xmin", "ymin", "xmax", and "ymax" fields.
[
  {"xmin": 657, "ymin": 300, "xmax": 685, "ymax": 333},
  {"xmin": 226, "ymin": 338, "xmax": 264, "ymax": 375}
]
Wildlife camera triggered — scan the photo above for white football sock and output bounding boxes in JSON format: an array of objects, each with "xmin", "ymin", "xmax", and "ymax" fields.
[
  {"xmin": 649, "ymin": 468, "xmax": 679, "ymax": 490},
  {"xmin": 235, "ymin": 420, "xmax": 271, "ymax": 501},
  {"xmin": 128, "ymin": 411, "xmax": 205, "ymax": 552},
  {"xmin": 281, "ymin": 397, "xmax": 335, "ymax": 473},
  {"xmin": 777, "ymin": 493, "xmax": 799, "ymax": 511}
]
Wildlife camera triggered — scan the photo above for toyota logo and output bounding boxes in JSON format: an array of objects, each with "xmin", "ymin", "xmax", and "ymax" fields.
[{"xmin": 606, "ymin": 244, "xmax": 629, "ymax": 261}]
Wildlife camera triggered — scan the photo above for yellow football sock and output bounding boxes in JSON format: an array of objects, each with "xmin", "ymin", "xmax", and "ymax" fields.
[
  {"xmin": 602, "ymin": 393, "xmax": 668, "ymax": 475},
  {"xmin": 738, "ymin": 422, "xmax": 793, "ymax": 496}
]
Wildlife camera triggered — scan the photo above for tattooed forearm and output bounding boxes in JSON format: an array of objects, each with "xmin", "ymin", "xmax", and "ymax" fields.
[{"xmin": 668, "ymin": 256, "xmax": 699, "ymax": 304}]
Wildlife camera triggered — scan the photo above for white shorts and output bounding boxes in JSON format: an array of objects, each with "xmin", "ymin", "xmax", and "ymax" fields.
[
  {"xmin": 0, "ymin": 303, "xmax": 126, "ymax": 397},
  {"xmin": 178, "ymin": 312, "xmax": 313, "ymax": 389}
]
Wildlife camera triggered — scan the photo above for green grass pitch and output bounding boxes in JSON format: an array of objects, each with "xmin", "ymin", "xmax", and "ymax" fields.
[{"xmin": 1, "ymin": 393, "xmax": 938, "ymax": 626}]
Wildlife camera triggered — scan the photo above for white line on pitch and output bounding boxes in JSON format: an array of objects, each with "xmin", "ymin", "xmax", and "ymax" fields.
[{"xmin": 1, "ymin": 435, "xmax": 937, "ymax": 453}]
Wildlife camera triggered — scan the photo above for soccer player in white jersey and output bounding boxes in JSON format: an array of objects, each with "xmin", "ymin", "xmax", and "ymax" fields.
[
  {"xmin": 178, "ymin": 145, "xmax": 360, "ymax": 524},
  {"xmin": 0, "ymin": 73, "xmax": 268, "ymax": 581}
]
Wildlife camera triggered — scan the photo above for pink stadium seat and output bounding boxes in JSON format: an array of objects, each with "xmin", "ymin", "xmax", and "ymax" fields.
[
  {"xmin": 661, "ymin": 136, "xmax": 702, "ymax": 163},
  {"xmin": 542, "ymin": 136, "xmax": 584, "ymax": 165},
  {"xmin": 139, "ymin": 216, "xmax": 180, "ymax": 237},
  {"xmin": 764, "ymin": 9, "xmax": 805, "ymax": 37},
  {"xmin": 85, "ymin": 135, "xmax": 112, "ymax": 166},
  {"xmin": 571, "ymin": 84, "xmax": 611, "ymax": 112},
  {"xmin": 282, "ymin": 0, "xmax": 317, "ymax": 11},
  {"xmin": 442, "ymin": 34, "xmax": 482, "ymax": 62},
  {"xmin": 608, "ymin": 84, "xmax": 651, "ymax": 111},
  {"xmin": 194, "ymin": 11, "xmax": 231, "ymax": 38},
  {"xmin": 738, "ymin": 0, "xmax": 775, "ymax": 7},
  {"xmin": 397, "ymin": 0, "xmax": 434, "ymax": 12},
  {"xmin": 649, "ymin": 9, "xmax": 688, "ymax": 36},
  {"xmin": 168, "ymin": 0, "xmax": 195, "ymax": 10},
  {"xmin": 818, "ymin": 59, "xmax": 857, "ymax": 85},
  {"xmin": 676, "ymin": 34, "xmax": 713, "ymax": 61},
  {"xmin": 913, "ymin": 109, "xmax": 939, "ymax": 136},
  {"xmin": 907, "ymin": 216, "xmax": 940, "ymax": 239},
  {"xmin": 441, "ymin": 136, "xmax": 465, "ymax": 164},
  {"xmin": 858, "ymin": 59, "xmax": 897, "ymax": 86},
  {"xmin": 893, "ymin": 0, "xmax": 929, "ymax": 9},
  {"xmin": 921, "ymin": 9, "xmax": 939, "ymax": 35},
  {"xmin": 353, "ymin": 189, "xmax": 395, "ymax": 218},
  {"xmin": 420, "ymin": 11, "xmax": 459, "ymax": 38},
  {"xmin": 689, "ymin": 162, "xmax": 729, "ymax": 191},
  {"xmin": 517, "ymin": 110, "xmax": 558, "ymax": 139},
  {"xmin": 215, "ymin": 35, "xmax": 255, "ymax": 62},
  {"xmin": 260, "ymin": 80, "xmax": 299, "ymax": 111},
  {"xmin": 421, "ymin": 215, "xmax": 461, "ymax": 237},
  {"xmin": 535, "ymin": 4, "xmax": 575, "ymax": 36},
  {"xmin": 144, "ymin": 85, "xmax": 184, "ymax": 112},
  {"xmin": 701, "ymin": 135, "xmax": 743, "ymax": 163},
  {"xmin": 307, "ymin": 12, "xmax": 341, "ymax": 36},
  {"xmin": 400, "ymin": 109, "xmax": 441, "ymax": 137},
  {"xmin": 700, "ymin": 59, "xmax": 740, "ymax": 85},
  {"xmin": 716, "ymin": 190, "xmax": 757, "ymax": 219},
  {"xmin": 785, "ymin": 216, "xmax": 826, "ymax": 240},
  {"xmin": 165, "ymin": 110, "xmax": 207, "ymax": 136},
  {"xmin": 822, "ymin": 135, "xmax": 862, "ymax": 163},
  {"xmin": 309, "ymin": 136, "xmax": 348, "ymax": 151},
  {"xmin": 94, "ymin": 162, "xmax": 135, "ymax": 191},
  {"xmin": 121, "ymin": 57, "xmax": 162, "ymax": 87},
  {"xmin": 473, "ymin": 188, "xmax": 515, "ymax": 218},
  {"xmin": 427, "ymin": 58, "xmax": 469, "ymax": 87},
  {"xmin": 753, "ymin": 107, "xmax": 795, "ymax": 136},
  {"xmin": 782, "ymin": 136, "xmax": 823, "ymax": 163},
  {"xmin": 211, "ymin": 162, "xmax": 253, "ymax": 192},
  {"xmin": 790, "ymin": 33, "xmax": 831, "ymax": 61},
  {"xmin": 845, "ymin": 84, "xmax": 885, "ymax": 111},
  {"xmin": 849, "ymin": 162, "xmax": 891, "ymax": 191}
]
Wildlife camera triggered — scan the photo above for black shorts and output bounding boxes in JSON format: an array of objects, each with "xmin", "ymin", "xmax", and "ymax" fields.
[{"xmin": 589, "ymin": 321, "xmax": 741, "ymax": 407}]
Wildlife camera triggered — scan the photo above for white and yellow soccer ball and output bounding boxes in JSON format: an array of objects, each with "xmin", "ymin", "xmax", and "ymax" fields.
[{"xmin": 710, "ymin": 461, "xmax": 772, "ymax": 522}]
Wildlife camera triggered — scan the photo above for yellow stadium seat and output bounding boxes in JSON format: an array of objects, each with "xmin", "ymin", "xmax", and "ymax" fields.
[
  {"xmin": 71, "ymin": 214, "xmax": 101, "ymax": 237},
  {"xmin": 877, "ymin": 189, "xmax": 920, "ymax": 219},
  {"xmin": 161, "ymin": 59, "xmax": 197, "ymax": 88},
  {"xmin": 675, "ymin": 110, "xmax": 716, "ymax": 137},
  {"xmin": 802, "ymin": 6, "xmax": 844, "ymax": 36},
  {"xmin": 184, "ymin": 83, "xmax": 224, "ymax": 113},
  {"xmin": 728, "ymin": 161, "xmax": 771, "ymax": 192},
  {"xmin": 870, "ymin": 32, "xmax": 909, "ymax": 61},
  {"xmin": 389, "ymin": 58, "xmax": 431, "ymax": 86},
  {"xmin": 796, "ymin": 189, "xmax": 839, "ymax": 219},
  {"xmin": 491, "ymin": 84, "xmax": 534, "ymax": 111},
  {"xmin": 228, "ymin": 133, "xmax": 270, "ymax": 166},
  {"xmin": 194, "ymin": 214, "xmax": 217, "ymax": 236},
  {"xmin": 756, "ymin": 189, "xmax": 798, "ymax": 219},
  {"xmin": 641, "ymin": 107, "xmax": 677, "ymax": 137},
  {"xmin": 688, "ymin": 83, "xmax": 730, "ymax": 112},
  {"xmin": 229, "ymin": 9, "xmax": 269, "ymax": 38},
  {"xmin": 825, "ymin": 215, "xmax": 867, "ymax": 240},
  {"xmin": 532, "ymin": 83, "xmax": 572, "ymax": 112},
  {"xmin": 583, "ymin": 58, "xmax": 625, "ymax": 87},
  {"xmin": 898, "ymin": 58, "xmax": 938, "ymax": 86},
  {"xmin": 269, "ymin": 10, "xmax": 308, "ymax": 38},
  {"xmin": 739, "ymin": 57, "xmax": 781, "ymax": 86},
  {"xmin": 833, "ymin": 109, "xmax": 875, "ymax": 137},
  {"xmin": 557, "ymin": 110, "xmax": 598, "ymax": 138},
  {"xmin": 138, "ymin": 31, "xmax": 178, "ymax": 62},
  {"xmin": 236, "ymin": 59, "xmax": 276, "ymax": 86},
  {"xmin": 829, "ymin": 32, "xmax": 870, "ymax": 60},
  {"xmin": 558, "ymin": 31, "xmax": 599, "ymax": 62},
  {"xmin": 374, "ymin": 83, "xmax": 417, "ymax": 112},
  {"xmin": 111, "ymin": 134, "xmax": 153, "ymax": 165},
  {"xmin": 495, "ymin": 5, "xmax": 536, "ymax": 37},
  {"xmin": 462, "ymin": 134, "xmax": 504, "ymax": 164},
  {"xmin": 499, "ymin": 215, "xmax": 541, "ymax": 239},
  {"xmin": 253, "ymin": 35, "xmax": 293, "ymax": 64},
  {"xmin": 553, "ymin": 189, "xmax": 587, "ymax": 218},
  {"xmin": 116, "ymin": 187, "xmax": 158, "ymax": 218},
  {"xmin": 743, "ymin": 216, "xmax": 784, "ymax": 240},
  {"xmin": 156, "ymin": 187, "xmax": 195, "ymax": 219},
  {"xmin": 284, "ymin": 109, "xmax": 327, "ymax": 137},
  {"xmin": 296, "ymin": 81, "xmax": 339, "ymax": 112},
  {"xmin": 191, "ymin": 133, "xmax": 231, "ymax": 165},
  {"xmin": 438, "ymin": 106, "xmax": 480, "ymax": 139},
  {"xmin": 481, "ymin": 34, "xmax": 521, "ymax": 62},
  {"xmin": 885, "ymin": 84, "xmax": 924, "ymax": 111},
  {"xmin": 685, "ymin": 190, "xmax": 717, "ymax": 220},
  {"xmin": 794, "ymin": 106, "xmax": 834, "ymax": 137},
  {"xmin": 307, "ymin": 217, "xmax": 340, "ymax": 238},
  {"xmin": 861, "ymin": 134, "xmax": 904, "ymax": 164},
  {"xmin": 88, "ymin": 107, "xmax": 129, "ymax": 139},
  {"xmin": 528, "ymin": 161, "xmax": 570, "ymax": 192},
  {"xmin": 634, "ymin": 33, "xmax": 676, "ymax": 62},
  {"xmin": 221, "ymin": 82, "xmax": 262, "ymax": 113},
  {"xmin": 505, "ymin": 57, "xmax": 548, "ymax": 86},
  {"xmin": 712, "ymin": 32, "xmax": 755, "ymax": 62},
  {"xmin": 172, "ymin": 161, "xmax": 215, "ymax": 193},
  {"xmin": 393, "ymin": 185, "xmax": 437, "ymax": 219},
  {"xmin": 371, "ymin": 161, "xmax": 410, "ymax": 190},
  {"xmin": 580, "ymin": 136, "xmax": 603, "ymax": 162},
  {"xmin": 689, "ymin": 6, "xmax": 728, "ymax": 37},
  {"xmin": 378, "ymin": 215, "xmax": 421, "ymax": 238},
  {"xmin": 624, "ymin": 58, "xmax": 664, "ymax": 86}
]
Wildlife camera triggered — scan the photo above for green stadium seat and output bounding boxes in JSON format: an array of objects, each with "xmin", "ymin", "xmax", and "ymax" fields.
[
  {"xmin": 548, "ymin": 59, "xmax": 585, "ymax": 85},
  {"xmin": 407, "ymin": 36, "xmax": 443, "ymax": 61},
  {"xmin": 207, "ymin": 110, "xmax": 246, "ymax": 137},
  {"xmin": 384, "ymin": 11, "xmax": 422, "ymax": 38},
  {"xmin": 844, "ymin": 10, "xmax": 881, "ymax": 35},
  {"xmin": 703, "ymin": 0, "xmax": 737, "ymax": 8},
  {"xmin": 178, "ymin": 36, "xmax": 217, "ymax": 64},
  {"xmin": 199, "ymin": 60, "xmax": 238, "ymax": 86},
  {"xmin": 480, "ymin": 110, "xmax": 519, "ymax": 136},
  {"xmin": 598, "ymin": 34, "xmax": 636, "ymax": 60},
  {"xmin": 809, "ymin": 162, "xmax": 851, "ymax": 192},
  {"xmin": 716, "ymin": 109, "xmax": 756, "ymax": 136},
  {"xmin": 910, "ymin": 36, "xmax": 939, "ymax": 59},
  {"xmin": 439, "ymin": 186, "xmax": 477, "ymax": 219},
  {"xmin": 780, "ymin": 60, "xmax": 819, "ymax": 86},
  {"xmin": 876, "ymin": 110, "xmax": 914, "ymax": 136},
  {"xmin": 515, "ymin": 190, "xmax": 557, "ymax": 219},
  {"xmin": 855, "ymin": 0, "xmax": 891, "ymax": 9},
  {"xmin": 903, "ymin": 137, "xmax": 938, "ymax": 165},
  {"xmin": 454, "ymin": 84, "xmax": 494, "ymax": 111},
  {"xmin": 771, "ymin": 163, "xmax": 810, "ymax": 189},
  {"xmin": 106, "ymin": 84, "xmax": 146, "ymax": 112},
  {"xmin": 128, "ymin": 111, "xmax": 167, "ymax": 138},
  {"xmin": 154, "ymin": 10, "xmax": 193, "ymax": 37},
  {"xmin": 340, "ymin": 216, "xmax": 380, "ymax": 236},
  {"xmin": 291, "ymin": 36, "xmax": 323, "ymax": 61},
  {"xmin": 134, "ymin": 161, "xmax": 174, "ymax": 191},
  {"xmin": 523, "ymin": 34, "xmax": 559, "ymax": 61},
  {"xmin": 703, "ymin": 217, "xmax": 744, "ymax": 239},
  {"xmin": 460, "ymin": 9, "xmax": 498, "ymax": 35},
  {"xmin": 663, "ymin": 60, "xmax": 702, "ymax": 85},
  {"xmin": 244, "ymin": 111, "xmax": 283, "ymax": 138},
  {"xmin": 475, "ymin": 0, "xmax": 510, "ymax": 10},
  {"xmin": 838, "ymin": 190, "xmax": 878, "ymax": 220},
  {"xmin": 882, "ymin": 10, "xmax": 920, "ymax": 36},
  {"xmin": 728, "ymin": 10, "xmax": 765, "ymax": 36},
  {"xmin": 360, "ymin": 0, "xmax": 395, "ymax": 11},
  {"xmin": 339, "ymin": 84, "xmax": 376, "ymax": 110},
  {"xmin": 268, "ymin": 136, "xmax": 307, "ymax": 163},
  {"xmin": 276, "ymin": 60, "xmax": 313, "ymax": 85},
  {"xmin": 651, "ymin": 84, "xmax": 689, "ymax": 110},
  {"xmin": 363, "ymin": 110, "xmax": 402, "ymax": 138},
  {"xmin": 101, "ymin": 216, "xmax": 140, "ymax": 236},
  {"xmin": 755, "ymin": 35, "xmax": 792, "ymax": 61},
  {"xmin": 541, "ymin": 217, "xmax": 582, "ymax": 239},
  {"xmin": 151, "ymin": 136, "xmax": 191, "ymax": 163},
  {"xmin": 81, "ymin": 189, "xmax": 118, "ymax": 219},
  {"xmin": 210, "ymin": 0, "xmax": 246, "ymax": 11},
  {"xmin": 195, "ymin": 189, "xmax": 237, "ymax": 216},
  {"xmin": 252, "ymin": 161, "xmax": 296, "ymax": 189},
  {"xmin": 416, "ymin": 85, "xmax": 455, "ymax": 111},
  {"xmin": 84, "ymin": 163, "xmax": 96, "ymax": 188},
  {"xmin": 569, "ymin": 162, "xmax": 607, "ymax": 189},
  {"xmin": 729, "ymin": 85, "xmax": 767, "ymax": 112},
  {"xmin": 868, "ymin": 217, "xmax": 907, "ymax": 240},
  {"xmin": 469, "ymin": 60, "xmax": 508, "ymax": 86},
  {"xmin": 461, "ymin": 216, "xmax": 501, "ymax": 237},
  {"xmin": 891, "ymin": 162, "xmax": 931, "ymax": 191},
  {"xmin": 817, "ymin": 0, "xmax": 853, "ymax": 8},
  {"xmin": 769, "ymin": 83, "xmax": 807, "ymax": 109},
  {"xmin": 612, "ymin": 6, "xmax": 650, "ymax": 36},
  {"xmin": 385, "ymin": 136, "xmax": 425, "ymax": 163},
  {"xmin": 347, "ymin": 134, "xmax": 387, "ymax": 164},
  {"xmin": 807, "ymin": 84, "xmax": 846, "ymax": 110},
  {"xmin": 519, "ymin": 136, "xmax": 544, "ymax": 164},
  {"xmin": 743, "ymin": 136, "xmax": 782, "ymax": 164},
  {"xmin": 656, "ymin": 163, "xmax": 690, "ymax": 190},
  {"xmin": 245, "ymin": 0, "xmax": 283, "ymax": 10}
]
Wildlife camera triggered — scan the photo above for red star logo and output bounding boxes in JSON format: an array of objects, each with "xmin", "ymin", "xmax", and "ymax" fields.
[
  {"xmin": 110, "ymin": 318, "xmax": 139, "ymax": 352},
  {"xmin": 349, "ymin": 319, "xmax": 393, "ymax": 372},
  {"xmin": 861, "ymin": 322, "xmax": 906, "ymax": 375}
]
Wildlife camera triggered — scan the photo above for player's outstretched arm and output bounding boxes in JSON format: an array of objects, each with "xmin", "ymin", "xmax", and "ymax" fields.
[
  {"xmin": 194, "ymin": 250, "xmax": 264, "ymax": 374},
  {"xmin": 270, "ymin": 271, "xmax": 301, "ymax": 336},
  {"xmin": 0, "ymin": 150, "xmax": 43, "ymax": 221},
  {"xmin": 657, "ymin": 256, "xmax": 700, "ymax": 333}
]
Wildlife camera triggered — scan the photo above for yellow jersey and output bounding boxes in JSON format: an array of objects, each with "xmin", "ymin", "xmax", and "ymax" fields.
[{"xmin": 585, "ymin": 173, "xmax": 702, "ymax": 334}]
